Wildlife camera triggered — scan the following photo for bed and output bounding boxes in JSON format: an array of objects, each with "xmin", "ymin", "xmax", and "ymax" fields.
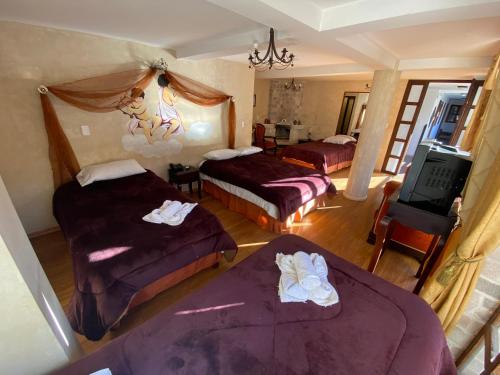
[
  {"xmin": 53, "ymin": 170, "xmax": 237, "ymax": 341},
  {"xmin": 281, "ymin": 140, "xmax": 356, "ymax": 174},
  {"xmin": 55, "ymin": 234, "xmax": 456, "ymax": 375},
  {"xmin": 199, "ymin": 153, "xmax": 336, "ymax": 233}
]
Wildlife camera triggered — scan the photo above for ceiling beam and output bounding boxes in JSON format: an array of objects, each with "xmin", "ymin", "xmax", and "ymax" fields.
[
  {"xmin": 175, "ymin": 27, "xmax": 295, "ymax": 60},
  {"xmin": 255, "ymin": 63, "xmax": 373, "ymax": 79},
  {"xmin": 320, "ymin": 0, "xmax": 500, "ymax": 34},
  {"xmin": 399, "ymin": 56, "xmax": 493, "ymax": 71},
  {"xmin": 206, "ymin": 0, "xmax": 398, "ymax": 69}
]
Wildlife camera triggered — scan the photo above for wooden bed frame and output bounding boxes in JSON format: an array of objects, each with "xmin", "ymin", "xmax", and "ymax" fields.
[
  {"xmin": 108, "ymin": 251, "xmax": 222, "ymax": 329},
  {"xmin": 282, "ymin": 156, "xmax": 352, "ymax": 174},
  {"xmin": 203, "ymin": 179, "xmax": 326, "ymax": 233},
  {"xmin": 129, "ymin": 252, "xmax": 222, "ymax": 310}
]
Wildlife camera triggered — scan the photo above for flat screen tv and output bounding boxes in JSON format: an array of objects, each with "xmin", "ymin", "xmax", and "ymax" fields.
[{"xmin": 399, "ymin": 142, "xmax": 472, "ymax": 215}]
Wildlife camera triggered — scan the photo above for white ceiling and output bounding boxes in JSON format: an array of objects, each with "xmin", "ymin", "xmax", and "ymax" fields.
[
  {"xmin": 0, "ymin": 0, "xmax": 261, "ymax": 48},
  {"xmin": 369, "ymin": 17, "xmax": 500, "ymax": 59},
  {"xmin": 0, "ymin": 0, "xmax": 499, "ymax": 80},
  {"xmin": 307, "ymin": 0, "xmax": 361, "ymax": 9}
]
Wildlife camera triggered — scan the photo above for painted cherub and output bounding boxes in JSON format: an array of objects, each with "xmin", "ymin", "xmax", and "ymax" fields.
[
  {"xmin": 153, "ymin": 74, "xmax": 185, "ymax": 140},
  {"xmin": 117, "ymin": 87, "xmax": 162, "ymax": 144}
]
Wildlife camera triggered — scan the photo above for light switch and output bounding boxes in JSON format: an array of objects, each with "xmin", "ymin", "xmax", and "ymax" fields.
[
  {"xmin": 81, "ymin": 125, "xmax": 91, "ymax": 136},
  {"xmin": 241, "ymin": 121, "xmax": 245, "ymax": 128}
]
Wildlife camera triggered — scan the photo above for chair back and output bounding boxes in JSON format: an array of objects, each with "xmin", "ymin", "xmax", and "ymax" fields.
[{"xmin": 254, "ymin": 123, "xmax": 266, "ymax": 148}]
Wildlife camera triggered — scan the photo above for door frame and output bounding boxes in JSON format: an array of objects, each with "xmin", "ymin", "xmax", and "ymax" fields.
[
  {"xmin": 450, "ymin": 79, "xmax": 484, "ymax": 145},
  {"xmin": 382, "ymin": 79, "xmax": 475, "ymax": 175}
]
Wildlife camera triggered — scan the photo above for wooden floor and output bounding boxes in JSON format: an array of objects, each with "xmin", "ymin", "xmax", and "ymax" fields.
[{"xmin": 31, "ymin": 168, "xmax": 419, "ymax": 355}]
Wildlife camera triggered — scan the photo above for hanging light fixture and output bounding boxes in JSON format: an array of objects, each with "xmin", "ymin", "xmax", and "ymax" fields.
[
  {"xmin": 248, "ymin": 28, "xmax": 295, "ymax": 71},
  {"xmin": 284, "ymin": 78, "xmax": 302, "ymax": 91}
]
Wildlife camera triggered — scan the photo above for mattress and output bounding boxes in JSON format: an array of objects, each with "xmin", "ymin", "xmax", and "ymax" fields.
[
  {"xmin": 199, "ymin": 153, "xmax": 336, "ymax": 221},
  {"xmin": 55, "ymin": 235, "xmax": 455, "ymax": 374}
]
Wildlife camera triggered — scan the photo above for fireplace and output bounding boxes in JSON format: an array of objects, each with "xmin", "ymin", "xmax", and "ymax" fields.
[{"xmin": 275, "ymin": 124, "xmax": 291, "ymax": 139}]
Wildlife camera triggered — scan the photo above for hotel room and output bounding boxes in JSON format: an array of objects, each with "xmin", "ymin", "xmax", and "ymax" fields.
[{"xmin": 0, "ymin": 1, "xmax": 499, "ymax": 374}]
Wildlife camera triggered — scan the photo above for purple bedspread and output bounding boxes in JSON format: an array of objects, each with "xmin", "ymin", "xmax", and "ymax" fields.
[
  {"xmin": 53, "ymin": 170, "xmax": 237, "ymax": 341},
  {"xmin": 282, "ymin": 141, "xmax": 356, "ymax": 174},
  {"xmin": 55, "ymin": 235, "xmax": 455, "ymax": 375},
  {"xmin": 200, "ymin": 153, "xmax": 336, "ymax": 220}
]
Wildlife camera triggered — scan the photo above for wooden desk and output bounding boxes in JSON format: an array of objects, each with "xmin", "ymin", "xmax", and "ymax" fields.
[{"xmin": 368, "ymin": 189, "xmax": 459, "ymax": 294}]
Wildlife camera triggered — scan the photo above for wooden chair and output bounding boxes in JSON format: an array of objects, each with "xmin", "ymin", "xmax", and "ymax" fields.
[
  {"xmin": 368, "ymin": 180, "xmax": 436, "ymax": 258},
  {"xmin": 253, "ymin": 123, "xmax": 277, "ymax": 155}
]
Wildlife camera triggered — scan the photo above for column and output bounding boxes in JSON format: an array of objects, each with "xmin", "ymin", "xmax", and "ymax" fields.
[
  {"xmin": 0, "ymin": 177, "xmax": 81, "ymax": 374},
  {"xmin": 344, "ymin": 69, "xmax": 401, "ymax": 201}
]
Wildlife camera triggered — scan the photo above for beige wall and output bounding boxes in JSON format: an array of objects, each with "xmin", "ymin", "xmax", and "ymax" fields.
[
  {"xmin": 0, "ymin": 21, "xmax": 255, "ymax": 233},
  {"xmin": 300, "ymin": 80, "xmax": 372, "ymax": 139},
  {"xmin": 252, "ymin": 79, "xmax": 270, "ymax": 124}
]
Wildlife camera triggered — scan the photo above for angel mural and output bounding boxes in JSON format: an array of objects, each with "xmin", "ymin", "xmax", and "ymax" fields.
[
  {"xmin": 117, "ymin": 74, "xmax": 185, "ymax": 144},
  {"xmin": 156, "ymin": 74, "xmax": 185, "ymax": 139},
  {"xmin": 117, "ymin": 87, "xmax": 161, "ymax": 144}
]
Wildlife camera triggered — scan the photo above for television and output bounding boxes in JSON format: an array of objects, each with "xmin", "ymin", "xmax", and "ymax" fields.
[{"xmin": 399, "ymin": 142, "xmax": 472, "ymax": 215}]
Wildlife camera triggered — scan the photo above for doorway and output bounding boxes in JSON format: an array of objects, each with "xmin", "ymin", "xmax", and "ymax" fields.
[
  {"xmin": 337, "ymin": 95, "xmax": 356, "ymax": 135},
  {"xmin": 336, "ymin": 92, "xmax": 370, "ymax": 136},
  {"xmin": 382, "ymin": 79, "xmax": 483, "ymax": 175}
]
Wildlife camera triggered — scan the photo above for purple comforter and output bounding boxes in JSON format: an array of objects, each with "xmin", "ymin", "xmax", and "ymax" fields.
[
  {"xmin": 55, "ymin": 235, "xmax": 455, "ymax": 375},
  {"xmin": 282, "ymin": 141, "xmax": 356, "ymax": 174},
  {"xmin": 53, "ymin": 170, "xmax": 236, "ymax": 341},
  {"xmin": 200, "ymin": 153, "xmax": 336, "ymax": 220}
]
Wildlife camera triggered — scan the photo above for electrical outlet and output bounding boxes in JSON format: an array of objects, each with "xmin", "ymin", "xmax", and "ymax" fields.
[{"xmin": 81, "ymin": 125, "xmax": 91, "ymax": 136}]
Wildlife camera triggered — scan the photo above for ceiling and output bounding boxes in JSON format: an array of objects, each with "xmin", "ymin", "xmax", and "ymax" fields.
[
  {"xmin": 0, "ymin": 0, "xmax": 261, "ymax": 47},
  {"xmin": 369, "ymin": 17, "xmax": 500, "ymax": 59},
  {"xmin": 0, "ymin": 0, "xmax": 499, "ymax": 80}
]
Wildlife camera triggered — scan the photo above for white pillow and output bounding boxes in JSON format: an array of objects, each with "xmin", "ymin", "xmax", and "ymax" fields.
[
  {"xmin": 237, "ymin": 146, "xmax": 263, "ymax": 156},
  {"xmin": 203, "ymin": 149, "xmax": 241, "ymax": 160},
  {"xmin": 76, "ymin": 159, "xmax": 146, "ymax": 187},
  {"xmin": 323, "ymin": 135, "xmax": 357, "ymax": 145}
]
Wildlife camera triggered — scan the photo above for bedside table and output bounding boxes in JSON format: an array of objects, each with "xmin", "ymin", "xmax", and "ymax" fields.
[{"xmin": 168, "ymin": 166, "xmax": 202, "ymax": 198}]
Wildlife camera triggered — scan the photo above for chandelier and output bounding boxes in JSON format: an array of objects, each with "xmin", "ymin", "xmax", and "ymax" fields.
[
  {"xmin": 284, "ymin": 78, "xmax": 302, "ymax": 91},
  {"xmin": 248, "ymin": 28, "xmax": 295, "ymax": 71}
]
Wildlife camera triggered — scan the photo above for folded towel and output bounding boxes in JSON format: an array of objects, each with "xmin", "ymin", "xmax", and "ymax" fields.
[
  {"xmin": 309, "ymin": 254, "xmax": 339, "ymax": 307},
  {"xmin": 276, "ymin": 254, "xmax": 308, "ymax": 301},
  {"xmin": 143, "ymin": 200, "xmax": 197, "ymax": 225},
  {"xmin": 163, "ymin": 202, "xmax": 198, "ymax": 226},
  {"xmin": 159, "ymin": 200, "xmax": 183, "ymax": 219},
  {"xmin": 276, "ymin": 251, "xmax": 339, "ymax": 307},
  {"xmin": 293, "ymin": 251, "xmax": 321, "ymax": 291}
]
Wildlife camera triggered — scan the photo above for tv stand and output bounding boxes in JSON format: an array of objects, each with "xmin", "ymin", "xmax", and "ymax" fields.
[{"xmin": 368, "ymin": 188, "xmax": 459, "ymax": 294}]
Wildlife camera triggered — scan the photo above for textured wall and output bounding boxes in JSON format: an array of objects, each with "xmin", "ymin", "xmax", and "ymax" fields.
[
  {"xmin": 252, "ymin": 79, "xmax": 270, "ymax": 124},
  {"xmin": 0, "ymin": 21, "xmax": 254, "ymax": 233}
]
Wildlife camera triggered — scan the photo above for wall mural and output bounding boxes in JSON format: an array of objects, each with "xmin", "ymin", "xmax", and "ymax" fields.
[{"xmin": 118, "ymin": 74, "xmax": 219, "ymax": 158}]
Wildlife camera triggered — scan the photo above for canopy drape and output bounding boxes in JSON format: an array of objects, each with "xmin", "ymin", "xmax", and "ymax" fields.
[
  {"xmin": 39, "ymin": 67, "xmax": 236, "ymax": 189},
  {"xmin": 419, "ymin": 56, "xmax": 500, "ymax": 333}
]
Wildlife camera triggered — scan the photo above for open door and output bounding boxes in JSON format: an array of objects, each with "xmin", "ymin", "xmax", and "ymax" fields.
[
  {"xmin": 382, "ymin": 80, "xmax": 429, "ymax": 174},
  {"xmin": 450, "ymin": 79, "xmax": 484, "ymax": 146}
]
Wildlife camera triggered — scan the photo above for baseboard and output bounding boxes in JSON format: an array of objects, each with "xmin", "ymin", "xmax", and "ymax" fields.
[{"xmin": 28, "ymin": 226, "xmax": 60, "ymax": 239}]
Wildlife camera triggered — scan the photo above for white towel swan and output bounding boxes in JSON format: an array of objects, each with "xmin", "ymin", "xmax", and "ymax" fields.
[
  {"xmin": 143, "ymin": 200, "xmax": 197, "ymax": 225},
  {"xmin": 276, "ymin": 251, "xmax": 339, "ymax": 307}
]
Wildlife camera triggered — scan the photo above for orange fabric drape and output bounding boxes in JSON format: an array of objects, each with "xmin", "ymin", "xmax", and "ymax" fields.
[
  {"xmin": 39, "ymin": 67, "xmax": 236, "ymax": 189},
  {"xmin": 48, "ymin": 68, "xmax": 157, "ymax": 113},
  {"xmin": 163, "ymin": 71, "xmax": 235, "ymax": 148},
  {"xmin": 40, "ymin": 94, "xmax": 81, "ymax": 187}
]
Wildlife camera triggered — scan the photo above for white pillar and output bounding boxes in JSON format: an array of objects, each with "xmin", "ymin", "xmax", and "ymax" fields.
[
  {"xmin": 0, "ymin": 177, "xmax": 81, "ymax": 374},
  {"xmin": 344, "ymin": 69, "xmax": 401, "ymax": 201}
]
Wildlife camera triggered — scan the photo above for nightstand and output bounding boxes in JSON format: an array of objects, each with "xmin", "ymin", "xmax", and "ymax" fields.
[{"xmin": 168, "ymin": 166, "xmax": 202, "ymax": 198}]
